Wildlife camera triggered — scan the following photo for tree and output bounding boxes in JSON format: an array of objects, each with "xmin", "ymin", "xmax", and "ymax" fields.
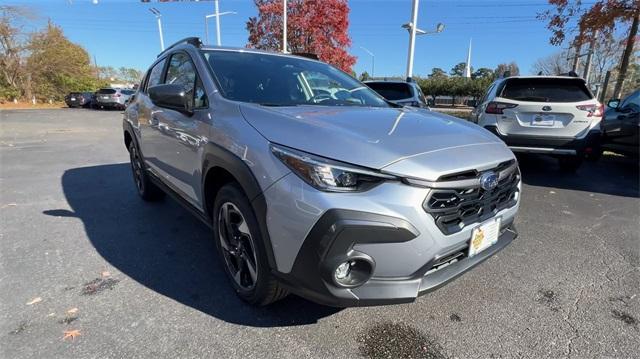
[
  {"xmin": 428, "ymin": 67, "xmax": 447, "ymax": 79},
  {"xmin": 359, "ymin": 71, "xmax": 370, "ymax": 82},
  {"xmin": 27, "ymin": 22, "xmax": 100, "ymax": 100},
  {"xmin": 0, "ymin": 5, "xmax": 32, "ymax": 101},
  {"xmin": 450, "ymin": 62, "xmax": 471, "ymax": 77},
  {"xmin": 495, "ymin": 62, "xmax": 520, "ymax": 78},
  {"xmin": 538, "ymin": 0, "xmax": 639, "ymax": 98},
  {"xmin": 246, "ymin": 0, "xmax": 356, "ymax": 73},
  {"xmin": 532, "ymin": 51, "xmax": 570, "ymax": 75},
  {"xmin": 472, "ymin": 67, "xmax": 494, "ymax": 79}
]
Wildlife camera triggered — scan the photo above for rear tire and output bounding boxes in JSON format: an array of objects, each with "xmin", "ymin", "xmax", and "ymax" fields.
[
  {"xmin": 559, "ymin": 155, "xmax": 583, "ymax": 173},
  {"xmin": 128, "ymin": 141, "xmax": 164, "ymax": 201},
  {"xmin": 212, "ymin": 183, "xmax": 287, "ymax": 306}
]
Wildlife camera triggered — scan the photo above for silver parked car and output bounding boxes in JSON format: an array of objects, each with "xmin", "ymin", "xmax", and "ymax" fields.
[
  {"xmin": 95, "ymin": 88, "xmax": 135, "ymax": 110},
  {"xmin": 123, "ymin": 38, "xmax": 521, "ymax": 307}
]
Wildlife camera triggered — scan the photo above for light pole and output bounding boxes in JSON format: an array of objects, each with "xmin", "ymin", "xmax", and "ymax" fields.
[
  {"xmin": 205, "ymin": 0, "xmax": 236, "ymax": 46},
  {"xmin": 402, "ymin": 0, "xmax": 444, "ymax": 80},
  {"xmin": 359, "ymin": 46, "xmax": 375, "ymax": 77},
  {"xmin": 149, "ymin": 8, "xmax": 164, "ymax": 51},
  {"xmin": 282, "ymin": 0, "xmax": 287, "ymax": 53}
]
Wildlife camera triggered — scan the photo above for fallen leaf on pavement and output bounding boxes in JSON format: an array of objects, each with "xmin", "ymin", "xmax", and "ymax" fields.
[
  {"xmin": 63, "ymin": 329, "xmax": 81, "ymax": 341},
  {"xmin": 67, "ymin": 308, "xmax": 78, "ymax": 314},
  {"xmin": 101, "ymin": 271, "xmax": 111, "ymax": 277},
  {"xmin": 26, "ymin": 297, "xmax": 42, "ymax": 305}
]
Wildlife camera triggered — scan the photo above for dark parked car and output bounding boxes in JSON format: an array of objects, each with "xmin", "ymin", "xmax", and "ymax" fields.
[
  {"xmin": 600, "ymin": 90, "xmax": 639, "ymax": 157},
  {"xmin": 364, "ymin": 80, "xmax": 429, "ymax": 108},
  {"xmin": 64, "ymin": 92, "xmax": 93, "ymax": 108}
]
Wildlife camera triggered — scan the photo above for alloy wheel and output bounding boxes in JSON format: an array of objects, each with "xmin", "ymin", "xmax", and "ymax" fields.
[
  {"xmin": 218, "ymin": 202, "xmax": 259, "ymax": 291},
  {"xmin": 129, "ymin": 145, "xmax": 144, "ymax": 193}
]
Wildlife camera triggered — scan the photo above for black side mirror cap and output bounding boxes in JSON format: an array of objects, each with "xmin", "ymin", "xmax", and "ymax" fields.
[{"xmin": 148, "ymin": 84, "xmax": 193, "ymax": 115}]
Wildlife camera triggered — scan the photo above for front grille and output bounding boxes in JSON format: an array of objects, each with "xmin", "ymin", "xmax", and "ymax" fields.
[{"xmin": 423, "ymin": 163, "xmax": 520, "ymax": 235}]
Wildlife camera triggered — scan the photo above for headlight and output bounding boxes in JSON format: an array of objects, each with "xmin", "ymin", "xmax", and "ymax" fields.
[{"xmin": 271, "ymin": 144, "xmax": 396, "ymax": 192}]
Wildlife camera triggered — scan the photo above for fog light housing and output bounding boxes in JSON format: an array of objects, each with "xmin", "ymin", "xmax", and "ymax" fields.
[
  {"xmin": 332, "ymin": 258, "xmax": 374, "ymax": 288},
  {"xmin": 335, "ymin": 261, "xmax": 351, "ymax": 280}
]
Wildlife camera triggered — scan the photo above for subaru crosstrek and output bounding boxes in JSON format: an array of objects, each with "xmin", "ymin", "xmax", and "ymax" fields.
[
  {"xmin": 472, "ymin": 76, "xmax": 603, "ymax": 171},
  {"xmin": 123, "ymin": 38, "xmax": 521, "ymax": 307}
]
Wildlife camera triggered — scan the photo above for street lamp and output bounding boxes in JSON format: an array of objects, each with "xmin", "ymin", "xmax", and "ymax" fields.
[
  {"xmin": 149, "ymin": 7, "xmax": 164, "ymax": 51},
  {"xmin": 204, "ymin": 0, "xmax": 236, "ymax": 46},
  {"xmin": 402, "ymin": 0, "xmax": 445, "ymax": 80},
  {"xmin": 359, "ymin": 46, "xmax": 375, "ymax": 78}
]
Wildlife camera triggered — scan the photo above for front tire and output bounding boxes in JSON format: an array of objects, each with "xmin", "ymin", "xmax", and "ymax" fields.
[
  {"xmin": 128, "ymin": 141, "xmax": 164, "ymax": 201},
  {"xmin": 212, "ymin": 183, "xmax": 287, "ymax": 306}
]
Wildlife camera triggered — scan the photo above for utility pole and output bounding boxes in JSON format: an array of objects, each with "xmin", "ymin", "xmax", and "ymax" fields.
[
  {"xmin": 570, "ymin": 35, "xmax": 582, "ymax": 73},
  {"xmin": 464, "ymin": 38, "xmax": 472, "ymax": 78},
  {"xmin": 204, "ymin": 1, "xmax": 236, "ymax": 46},
  {"xmin": 405, "ymin": 0, "xmax": 420, "ymax": 79},
  {"xmin": 360, "ymin": 46, "xmax": 375, "ymax": 77},
  {"xmin": 582, "ymin": 30, "xmax": 598, "ymax": 84},
  {"xmin": 149, "ymin": 8, "xmax": 164, "ymax": 51},
  {"xmin": 282, "ymin": 0, "xmax": 288, "ymax": 53}
]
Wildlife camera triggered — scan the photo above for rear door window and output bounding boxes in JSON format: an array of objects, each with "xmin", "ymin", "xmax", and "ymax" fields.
[
  {"xmin": 500, "ymin": 78, "xmax": 592, "ymax": 103},
  {"xmin": 366, "ymin": 82, "xmax": 413, "ymax": 101}
]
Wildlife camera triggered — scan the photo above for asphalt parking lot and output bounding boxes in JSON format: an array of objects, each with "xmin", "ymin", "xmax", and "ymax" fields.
[{"xmin": 1, "ymin": 108, "xmax": 638, "ymax": 359}]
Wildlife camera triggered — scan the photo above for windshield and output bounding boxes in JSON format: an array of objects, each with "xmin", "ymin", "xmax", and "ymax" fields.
[
  {"xmin": 203, "ymin": 50, "xmax": 389, "ymax": 108},
  {"xmin": 366, "ymin": 82, "xmax": 413, "ymax": 101},
  {"xmin": 501, "ymin": 78, "xmax": 592, "ymax": 103}
]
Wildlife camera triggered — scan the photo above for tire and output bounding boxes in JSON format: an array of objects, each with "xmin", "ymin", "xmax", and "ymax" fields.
[
  {"xmin": 128, "ymin": 141, "xmax": 164, "ymax": 201},
  {"xmin": 212, "ymin": 183, "xmax": 288, "ymax": 306},
  {"xmin": 558, "ymin": 155, "xmax": 583, "ymax": 173}
]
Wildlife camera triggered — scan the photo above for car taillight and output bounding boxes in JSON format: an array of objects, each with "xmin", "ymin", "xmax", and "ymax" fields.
[
  {"xmin": 485, "ymin": 102, "xmax": 518, "ymax": 114},
  {"xmin": 576, "ymin": 104, "xmax": 603, "ymax": 117}
]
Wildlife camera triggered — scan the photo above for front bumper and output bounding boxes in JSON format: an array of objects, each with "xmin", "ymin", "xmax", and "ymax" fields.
[
  {"xmin": 273, "ymin": 208, "xmax": 517, "ymax": 307},
  {"xmin": 484, "ymin": 125, "xmax": 601, "ymax": 156}
]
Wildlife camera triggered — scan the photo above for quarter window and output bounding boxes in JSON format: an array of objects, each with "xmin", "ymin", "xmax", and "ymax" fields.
[{"xmin": 146, "ymin": 58, "xmax": 166, "ymax": 91}]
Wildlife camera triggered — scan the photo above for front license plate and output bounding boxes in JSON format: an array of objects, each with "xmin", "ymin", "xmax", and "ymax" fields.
[
  {"xmin": 70, "ymin": 97, "xmax": 76, "ymax": 101},
  {"xmin": 531, "ymin": 114, "xmax": 555, "ymax": 126},
  {"xmin": 468, "ymin": 217, "xmax": 501, "ymax": 258}
]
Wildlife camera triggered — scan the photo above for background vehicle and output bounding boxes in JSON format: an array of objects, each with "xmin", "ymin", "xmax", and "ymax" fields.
[
  {"xmin": 473, "ymin": 76, "xmax": 603, "ymax": 172},
  {"xmin": 124, "ymin": 38, "xmax": 519, "ymax": 308},
  {"xmin": 600, "ymin": 90, "xmax": 639, "ymax": 158},
  {"xmin": 365, "ymin": 80, "xmax": 429, "ymax": 108},
  {"xmin": 64, "ymin": 92, "xmax": 93, "ymax": 108},
  {"xmin": 94, "ymin": 88, "xmax": 135, "ymax": 110}
]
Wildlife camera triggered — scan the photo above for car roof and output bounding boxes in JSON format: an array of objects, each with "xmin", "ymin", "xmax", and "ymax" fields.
[
  {"xmin": 501, "ymin": 75, "xmax": 586, "ymax": 81},
  {"xmin": 194, "ymin": 45, "xmax": 327, "ymax": 65}
]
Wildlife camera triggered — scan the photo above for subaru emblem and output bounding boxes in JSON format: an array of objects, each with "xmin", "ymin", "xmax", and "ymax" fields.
[
  {"xmin": 479, "ymin": 171, "xmax": 499, "ymax": 191},
  {"xmin": 542, "ymin": 106, "xmax": 552, "ymax": 111}
]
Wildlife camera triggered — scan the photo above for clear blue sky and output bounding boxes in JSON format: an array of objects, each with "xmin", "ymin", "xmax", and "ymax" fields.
[{"xmin": 7, "ymin": 0, "xmax": 571, "ymax": 76}]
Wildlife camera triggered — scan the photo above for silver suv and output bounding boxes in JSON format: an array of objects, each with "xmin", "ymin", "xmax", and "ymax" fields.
[{"xmin": 123, "ymin": 38, "xmax": 520, "ymax": 307}]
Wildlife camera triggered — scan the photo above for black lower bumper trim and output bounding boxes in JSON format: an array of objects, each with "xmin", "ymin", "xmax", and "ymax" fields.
[
  {"xmin": 276, "ymin": 208, "xmax": 517, "ymax": 307},
  {"xmin": 485, "ymin": 126, "xmax": 601, "ymax": 154}
]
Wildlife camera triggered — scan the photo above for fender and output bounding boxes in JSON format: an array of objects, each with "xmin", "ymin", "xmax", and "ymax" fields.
[{"xmin": 201, "ymin": 142, "xmax": 278, "ymax": 270}]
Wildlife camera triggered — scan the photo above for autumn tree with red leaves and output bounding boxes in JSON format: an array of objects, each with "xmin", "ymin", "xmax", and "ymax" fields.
[
  {"xmin": 246, "ymin": 0, "xmax": 356, "ymax": 73},
  {"xmin": 539, "ymin": 0, "xmax": 639, "ymax": 98}
]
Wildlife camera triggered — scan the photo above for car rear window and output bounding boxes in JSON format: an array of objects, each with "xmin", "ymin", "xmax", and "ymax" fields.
[
  {"xmin": 121, "ymin": 90, "xmax": 135, "ymax": 95},
  {"xmin": 97, "ymin": 89, "xmax": 116, "ymax": 94},
  {"xmin": 500, "ymin": 78, "xmax": 592, "ymax": 103},
  {"xmin": 366, "ymin": 82, "xmax": 413, "ymax": 101}
]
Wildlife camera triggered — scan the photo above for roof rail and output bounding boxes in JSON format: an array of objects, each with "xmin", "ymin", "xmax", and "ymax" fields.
[{"xmin": 157, "ymin": 37, "xmax": 203, "ymax": 58}]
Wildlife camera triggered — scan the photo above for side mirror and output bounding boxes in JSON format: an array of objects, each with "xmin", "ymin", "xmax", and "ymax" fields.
[
  {"xmin": 148, "ymin": 84, "xmax": 193, "ymax": 115},
  {"xmin": 607, "ymin": 99, "xmax": 620, "ymax": 109}
]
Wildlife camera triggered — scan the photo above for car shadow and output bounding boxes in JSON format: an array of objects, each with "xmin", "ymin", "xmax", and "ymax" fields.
[
  {"xmin": 517, "ymin": 153, "xmax": 639, "ymax": 198},
  {"xmin": 44, "ymin": 163, "xmax": 341, "ymax": 327}
]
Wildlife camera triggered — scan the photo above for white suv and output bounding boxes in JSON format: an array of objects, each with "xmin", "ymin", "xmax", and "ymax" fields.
[{"xmin": 473, "ymin": 76, "xmax": 603, "ymax": 171}]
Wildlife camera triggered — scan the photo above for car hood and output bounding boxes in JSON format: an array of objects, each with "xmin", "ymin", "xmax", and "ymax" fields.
[{"xmin": 239, "ymin": 104, "xmax": 507, "ymax": 179}]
